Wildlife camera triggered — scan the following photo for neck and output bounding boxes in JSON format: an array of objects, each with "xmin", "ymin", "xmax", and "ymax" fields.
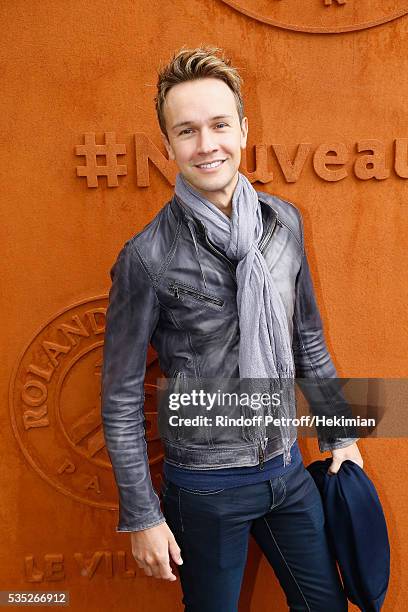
[{"xmin": 183, "ymin": 173, "xmax": 239, "ymax": 219}]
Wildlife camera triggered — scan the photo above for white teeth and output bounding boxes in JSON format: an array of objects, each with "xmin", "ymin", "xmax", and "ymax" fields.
[{"xmin": 197, "ymin": 160, "xmax": 224, "ymax": 169}]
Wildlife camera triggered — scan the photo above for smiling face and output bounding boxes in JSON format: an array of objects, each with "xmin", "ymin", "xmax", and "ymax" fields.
[{"xmin": 161, "ymin": 77, "xmax": 248, "ymax": 213}]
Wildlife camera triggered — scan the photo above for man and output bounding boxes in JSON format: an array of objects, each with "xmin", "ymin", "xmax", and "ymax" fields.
[{"xmin": 101, "ymin": 46, "xmax": 363, "ymax": 611}]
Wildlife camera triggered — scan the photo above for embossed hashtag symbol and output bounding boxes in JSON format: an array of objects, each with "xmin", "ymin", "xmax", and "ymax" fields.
[{"xmin": 75, "ymin": 132, "xmax": 127, "ymax": 187}]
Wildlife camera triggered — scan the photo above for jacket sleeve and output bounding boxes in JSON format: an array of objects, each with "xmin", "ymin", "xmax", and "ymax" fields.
[
  {"xmin": 101, "ymin": 239, "xmax": 165, "ymax": 532},
  {"xmin": 292, "ymin": 211, "xmax": 359, "ymax": 452}
]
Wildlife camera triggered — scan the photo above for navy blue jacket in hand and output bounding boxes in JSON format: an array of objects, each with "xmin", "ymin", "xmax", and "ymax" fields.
[{"xmin": 307, "ymin": 458, "xmax": 390, "ymax": 612}]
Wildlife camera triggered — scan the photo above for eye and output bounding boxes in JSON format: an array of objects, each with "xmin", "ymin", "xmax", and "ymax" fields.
[
  {"xmin": 215, "ymin": 122, "xmax": 228, "ymax": 129},
  {"xmin": 179, "ymin": 128, "xmax": 193, "ymax": 135}
]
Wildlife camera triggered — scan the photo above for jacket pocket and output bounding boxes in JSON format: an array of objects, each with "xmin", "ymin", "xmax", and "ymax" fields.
[{"xmin": 168, "ymin": 279, "xmax": 224, "ymax": 309}]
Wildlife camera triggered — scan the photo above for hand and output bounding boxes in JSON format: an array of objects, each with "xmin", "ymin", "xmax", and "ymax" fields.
[
  {"xmin": 131, "ymin": 522, "xmax": 183, "ymax": 581},
  {"xmin": 328, "ymin": 442, "xmax": 363, "ymax": 475}
]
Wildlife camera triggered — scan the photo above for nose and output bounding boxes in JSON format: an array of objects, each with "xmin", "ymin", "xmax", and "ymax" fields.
[{"xmin": 197, "ymin": 127, "xmax": 218, "ymax": 155}]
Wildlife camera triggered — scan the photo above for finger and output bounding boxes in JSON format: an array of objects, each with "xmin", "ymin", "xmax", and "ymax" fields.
[
  {"xmin": 148, "ymin": 561, "xmax": 162, "ymax": 579},
  {"xmin": 152, "ymin": 559, "xmax": 176, "ymax": 581},
  {"xmin": 328, "ymin": 460, "xmax": 341, "ymax": 475},
  {"xmin": 157, "ymin": 558, "xmax": 177, "ymax": 581},
  {"xmin": 148, "ymin": 558, "xmax": 166, "ymax": 579},
  {"xmin": 141, "ymin": 564, "xmax": 153, "ymax": 577},
  {"xmin": 133, "ymin": 557, "xmax": 148, "ymax": 571},
  {"xmin": 169, "ymin": 539, "xmax": 183, "ymax": 565}
]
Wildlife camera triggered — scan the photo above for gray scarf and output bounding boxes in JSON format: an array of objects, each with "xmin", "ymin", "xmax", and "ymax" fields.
[{"xmin": 174, "ymin": 171, "xmax": 295, "ymax": 465}]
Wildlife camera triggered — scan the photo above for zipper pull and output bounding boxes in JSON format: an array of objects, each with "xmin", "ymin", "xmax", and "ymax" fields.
[
  {"xmin": 259, "ymin": 442, "xmax": 265, "ymax": 470},
  {"xmin": 258, "ymin": 436, "xmax": 268, "ymax": 470},
  {"xmin": 171, "ymin": 285, "xmax": 180, "ymax": 299}
]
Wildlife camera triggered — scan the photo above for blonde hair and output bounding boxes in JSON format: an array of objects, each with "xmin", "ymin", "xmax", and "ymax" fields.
[{"xmin": 155, "ymin": 45, "xmax": 245, "ymax": 137}]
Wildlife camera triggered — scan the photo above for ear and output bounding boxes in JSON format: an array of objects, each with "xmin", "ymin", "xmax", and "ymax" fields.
[
  {"xmin": 161, "ymin": 132, "xmax": 176, "ymax": 161},
  {"xmin": 240, "ymin": 116, "xmax": 248, "ymax": 150}
]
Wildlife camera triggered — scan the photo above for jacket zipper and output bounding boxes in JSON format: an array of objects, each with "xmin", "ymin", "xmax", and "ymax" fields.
[
  {"xmin": 258, "ymin": 436, "xmax": 269, "ymax": 470},
  {"xmin": 172, "ymin": 371, "xmax": 184, "ymax": 442},
  {"xmin": 169, "ymin": 281, "xmax": 224, "ymax": 307},
  {"xmin": 198, "ymin": 211, "xmax": 278, "ymax": 468},
  {"xmin": 173, "ymin": 370, "xmax": 183, "ymax": 384},
  {"xmin": 172, "ymin": 370, "xmax": 185, "ymax": 394}
]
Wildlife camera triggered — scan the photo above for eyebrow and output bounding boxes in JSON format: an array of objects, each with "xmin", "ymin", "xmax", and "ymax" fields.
[{"xmin": 171, "ymin": 115, "xmax": 234, "ymax": 131}]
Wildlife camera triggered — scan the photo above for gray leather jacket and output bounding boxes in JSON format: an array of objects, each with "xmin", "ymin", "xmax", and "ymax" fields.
[{"xmin": 101, "ymin": 192, "xmax": 357, "ymax": 532}]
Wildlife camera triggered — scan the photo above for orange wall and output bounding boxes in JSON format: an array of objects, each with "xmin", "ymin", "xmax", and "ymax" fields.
[{"xmin": 1, "ymin": 1, "xmax": 407, "ymax": 610}]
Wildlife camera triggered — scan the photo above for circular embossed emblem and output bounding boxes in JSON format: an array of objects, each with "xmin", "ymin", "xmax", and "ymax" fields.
[
  {"xmin": 220, "ymin": 0, "xmax": 408, "ymax": 33},
  {"xmin": 9, "ymin": 297, "xmax": 164, "ymax": 510}
]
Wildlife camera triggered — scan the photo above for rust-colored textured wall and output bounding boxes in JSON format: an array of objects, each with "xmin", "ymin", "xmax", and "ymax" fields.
[{"xmin": 1, "ymin": 1, "xmax": 407, "ymax": 610}]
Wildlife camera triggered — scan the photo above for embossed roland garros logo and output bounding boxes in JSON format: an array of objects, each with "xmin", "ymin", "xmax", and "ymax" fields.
[
  {"xmin": 220, "ymin": 0, "xmax": 408, "ymax": 33},
  {"xmin": 9, "ymin": 297, "xmax": 164, "ymax": 509}
]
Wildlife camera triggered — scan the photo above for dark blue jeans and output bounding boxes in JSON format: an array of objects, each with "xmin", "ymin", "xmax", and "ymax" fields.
[{"xmin": 161, "ymin": 459, "xmax": 348, "ymax": 612}]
